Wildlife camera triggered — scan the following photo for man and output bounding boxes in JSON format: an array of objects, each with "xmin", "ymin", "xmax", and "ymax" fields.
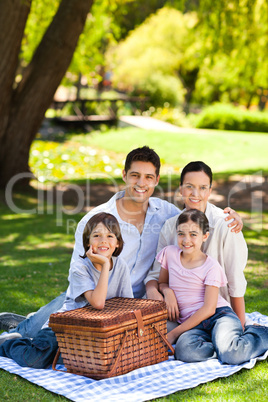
[
  {"xmin": 0, "ymin": 147, "xmax": 241, "ymax": 342},
  {"xmin": 71, "ymin": 146, "xmax": 179, "ymax": 300}
]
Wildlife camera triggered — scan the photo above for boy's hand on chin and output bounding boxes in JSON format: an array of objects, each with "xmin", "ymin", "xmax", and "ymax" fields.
[{"xmin": 86, "ymin": 246, "xmax": 110, "ymax": 267}]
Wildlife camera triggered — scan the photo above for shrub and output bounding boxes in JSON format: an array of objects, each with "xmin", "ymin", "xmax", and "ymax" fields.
[
  {"xmin": 149, "ymin": 106, "xmax": 190, "ymax": 128},
  {"xmin": 195, "ymin": 103, "xmax": 268, "ymax": 132},
  {"xmin": 130, "ymin": 73, "xmax": 185, "ymax": 108}
]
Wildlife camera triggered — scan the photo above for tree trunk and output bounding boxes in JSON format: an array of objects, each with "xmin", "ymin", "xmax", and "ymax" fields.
[
  {"xmin": 178, "ymin": 66, "xmax": 199, "ymax": 114},
  {"xmin": 0, "ymin": 0, "xmax": 31, "ymax": 144},
  {"xmin": 0, "ymin": 0, "xmax": 94, "ymax": 189}
]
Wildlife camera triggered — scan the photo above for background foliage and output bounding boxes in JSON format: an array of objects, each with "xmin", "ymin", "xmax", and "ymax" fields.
[
  {"xmin": 109, "ymin": 2, "xmax": 268, "ymax": 108},
  {"xmin": 19, "ymin": 0, "xmax": 268, "ymax": 109},
  {"xmin": 193, "ymin": 103, "xmax": 268, "ymax": 132}
]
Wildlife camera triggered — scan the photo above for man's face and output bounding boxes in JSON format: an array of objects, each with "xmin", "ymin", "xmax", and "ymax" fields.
[{"xmin": 122, "ymin": 161, "xmax": 160, "ymax": 204}]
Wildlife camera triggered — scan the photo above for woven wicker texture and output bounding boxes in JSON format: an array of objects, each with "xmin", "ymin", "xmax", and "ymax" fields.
[
  {"xmin": 49, "ymin": 297, "xmax": 167, "ymax": 328},
  {"xmin": 49, "ymin": 297, "xmax": 169, "ymax": 379}
]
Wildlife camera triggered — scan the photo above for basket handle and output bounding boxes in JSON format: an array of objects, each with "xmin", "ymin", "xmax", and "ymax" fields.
[
  {"xmin": 152, "ymin": 323, "xmax": 175, "ymax": 355},
  {"xmin": 99, "ymin": 323, "xmax": 174, "ymax": 378},
  {"xmin": 105, "ymin": 330, "xmax": 129, "ymax": 377},
  {"xmin": 51, "ymin": 332, "xmax": 129, "ymax": 377},
  {"xmin": 52, "ymin": 347, "xmax": 65, "ymax": 372},
  {"xmin": 133, "ymin": 309, "xmax": 145, "ymax": 338}
]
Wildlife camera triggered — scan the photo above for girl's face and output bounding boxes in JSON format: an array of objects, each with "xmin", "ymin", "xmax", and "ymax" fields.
[
  {"xmin": 177, "ymin": 220, "xmax": 209, "ymax": 255},
  {"xmin": 180, "ymin": 171, "xmax": 212, "ymax": 212},
  {"xmin": 89, "ymin": 223, "xmax": 119, "ymax": 259}
]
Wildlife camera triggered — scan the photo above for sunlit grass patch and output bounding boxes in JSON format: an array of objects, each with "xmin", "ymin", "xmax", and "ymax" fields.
[{"xmin": 30, "ymin": 138, "xmax": 123, "ymax": 183}]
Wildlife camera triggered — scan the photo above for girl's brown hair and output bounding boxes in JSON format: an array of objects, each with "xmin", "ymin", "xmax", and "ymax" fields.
[
  {"xmin": 176, "ymin": 209, "xmax": 210, "ymax": 235},
  {"xmin": 81, "ymin": 212, "xmax": 124, "ymax": 258}
]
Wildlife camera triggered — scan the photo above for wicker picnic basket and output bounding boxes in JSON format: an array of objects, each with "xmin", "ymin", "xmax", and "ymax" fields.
[{"xmin": 49, "ymin": 297, "xmax": 174, "ymax": 379}]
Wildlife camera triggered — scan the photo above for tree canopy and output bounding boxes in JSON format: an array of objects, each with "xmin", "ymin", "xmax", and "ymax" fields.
[
  {"xmin": 109, "ymin": 1, "xmax": 268, "ymax": 107},
  {"xmin": 109, "ymin": 8, "xmax": 199, "ymax": 106},
  {"xmin": 0, "ymin": 0, "xmax": 267, "ymax": 189}
]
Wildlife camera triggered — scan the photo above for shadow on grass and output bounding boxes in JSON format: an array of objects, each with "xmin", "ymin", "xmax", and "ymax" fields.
[
  {"xmin": 0, "ymin": 210, "xmax": 78, "ymax": 314},
  {"xmin": 1, "ymin": 184, "xmax": 267, "ymax": 315},
  {"xmin": 1, "ymin": 165, "xmax": 267, "ymax": 216}
]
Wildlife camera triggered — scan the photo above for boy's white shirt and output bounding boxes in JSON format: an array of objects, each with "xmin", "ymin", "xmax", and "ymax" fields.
[{"xmin": 145, "ymin": 201, "xmax": 248, "ymax": 303}]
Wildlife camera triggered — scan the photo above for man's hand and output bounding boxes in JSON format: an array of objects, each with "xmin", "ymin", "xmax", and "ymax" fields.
[
  {"xmin": 147, "ymin": 288, "xmax": 164, "ymax": 301},
  {"xmin": 146, "ymin": 280, "xmax": 164, "ymax": 301},
  {"xmin": 224, "ymin": 207, "xmax": 243, "ymax": 233}
]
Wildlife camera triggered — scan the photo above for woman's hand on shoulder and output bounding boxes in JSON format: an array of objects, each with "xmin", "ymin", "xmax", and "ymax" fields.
[{"xmin": 223, "ymin": 207, "xmax": 243, "ymax": 233}]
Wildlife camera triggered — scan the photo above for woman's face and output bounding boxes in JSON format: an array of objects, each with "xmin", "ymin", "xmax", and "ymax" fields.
[{"xmin": 180, "ymin": 171, "xmax": 212, "ymax": 212}]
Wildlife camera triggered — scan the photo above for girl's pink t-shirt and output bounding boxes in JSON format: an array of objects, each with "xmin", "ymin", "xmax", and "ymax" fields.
[{"xmin": 156, "ymin": 245, "xmax": 230, "ymax": 323}]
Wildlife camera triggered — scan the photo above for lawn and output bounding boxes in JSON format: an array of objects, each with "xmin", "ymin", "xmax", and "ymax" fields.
[
  {"xmin": 0, "ymin": 199, "xmax": 267, "ymax": 401},
  {"xmin": 0, "ymin": 126, "xmax": 267, "ymax": 400},
  {"xmin": 29, "ymin": 126, "xmax": 268, "ymax": 184},
  {"xmin": 76, "ymin": 127, "xmax": 268, "ymax": 173}
]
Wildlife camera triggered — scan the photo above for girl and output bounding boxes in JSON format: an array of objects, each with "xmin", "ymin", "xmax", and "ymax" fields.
[
  {"xmin": 0, "ymin": 213, "xmax": 133, "ymax": 368},
  {"xmin": 157, "ymin": 209, "xmax": 268, "ymax": 364},
  {"xmin": 148, "ymin": 161, "xmax": 247, "ymax": 327}
]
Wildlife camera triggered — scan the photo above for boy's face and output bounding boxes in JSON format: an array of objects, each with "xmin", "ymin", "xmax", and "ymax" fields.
[
  {"xmin": 89, "ymin": 223, "xmax": 119, "ymax": 259},
  {"xmin": 122, "ymin": 161, "xmax": 160, "ymax": 204}
]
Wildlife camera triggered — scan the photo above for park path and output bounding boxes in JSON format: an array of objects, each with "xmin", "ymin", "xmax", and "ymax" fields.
[
  {"xmin": 53, "ymin": 85, "xmax": 210, "ymax": 134},
  {"xmin": 119, "ymin": 115, "xmax": 211, "ymax": 134}
]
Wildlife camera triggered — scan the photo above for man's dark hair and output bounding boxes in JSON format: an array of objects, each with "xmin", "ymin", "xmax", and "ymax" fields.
[{"xmin": 124, "ymin": 146, "xmax": 161, "ymax": 176}]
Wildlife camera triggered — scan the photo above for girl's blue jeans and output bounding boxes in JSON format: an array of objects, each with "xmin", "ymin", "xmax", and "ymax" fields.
[{"xmin": 174, "ymin": 306, "xmax": 268, "ymax": 364}]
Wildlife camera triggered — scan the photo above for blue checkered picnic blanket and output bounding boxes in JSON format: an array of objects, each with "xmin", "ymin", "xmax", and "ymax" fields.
[{"xmin": 0, "ymin": 312, "xmax": 267, "ymax": 402}]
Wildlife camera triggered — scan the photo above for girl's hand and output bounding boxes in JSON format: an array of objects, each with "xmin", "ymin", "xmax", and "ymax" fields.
[
  {"xmin": 86, "ymin": 246, "xmax": 110, "ymax": 268},
  {"xmin": 163, "ymin": 288, "xmax": 179, "ymax": 322},
  {"xmin": 167, "ymin": 328, "xmax": 179, "ymax": 345}
]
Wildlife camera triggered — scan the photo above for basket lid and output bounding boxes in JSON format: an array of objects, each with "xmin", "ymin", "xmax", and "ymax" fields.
[{"xmin": 49, "ymin": 297, "xmax": 167, "ymax": 328}]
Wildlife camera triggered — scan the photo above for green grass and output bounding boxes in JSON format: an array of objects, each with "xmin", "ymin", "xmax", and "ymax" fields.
[
  {"xmin": 81, "ymin": 127, "xmax": 268, "ymax": 174},
  {"xmin": 30, "ymin": 127, "xmax": 268, "ymax": 184},
  {"xmin": 0, "ymin": 191, "xmax": 267, "ymax": 400},
  {"xmin": 1, "ymin": 127, "xmax": 267, "ymax": 400}
]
